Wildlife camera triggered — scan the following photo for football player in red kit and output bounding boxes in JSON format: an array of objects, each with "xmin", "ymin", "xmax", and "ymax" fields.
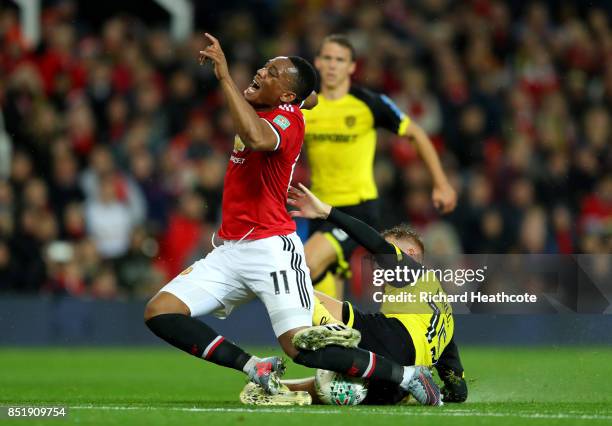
[{"xmin": 144, "ymin": 34, "xmax": 441, "ymax": 406}]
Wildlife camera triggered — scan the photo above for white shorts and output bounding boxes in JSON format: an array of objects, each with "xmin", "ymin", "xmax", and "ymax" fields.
[{"xmin": 160, "ymin": 232, "xmax": 314, "ymax": 337}]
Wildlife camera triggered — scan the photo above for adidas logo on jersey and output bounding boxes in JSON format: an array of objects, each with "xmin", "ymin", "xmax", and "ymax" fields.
[{"xmin": 279, "ymin": 104, "xmax": 295, "ymax": 112}]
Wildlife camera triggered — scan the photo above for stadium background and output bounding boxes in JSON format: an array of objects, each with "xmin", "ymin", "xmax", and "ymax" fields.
[{"xmin": 1, "ymin": 0, "xmax": 611, "ymax": 348}]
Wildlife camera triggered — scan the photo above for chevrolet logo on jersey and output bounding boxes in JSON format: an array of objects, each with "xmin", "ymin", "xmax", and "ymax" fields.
[
  {"xmin": 302, "ymin": 85, "xmax": 411, "ymax": 206},
  {"xmin": 305, "ymin": 133, "xmax": 358, "ymax": 143},
  {"xmin": 233, "ymin": 135, "xmax": 245, "ymax": 153}
]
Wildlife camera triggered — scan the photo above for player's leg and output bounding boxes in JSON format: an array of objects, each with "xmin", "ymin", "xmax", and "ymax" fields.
[
  {"xmin": 261, "ymin": 233, "xmax": 394, "ymax": 375},
  {"xmin": 294, "ymin": 298, "xmax": 362, "ymax": 350},
  {"xmin": 282, "ymin": 328, "xmax": 441, "ymax": 405},
  {"xmin": 276, "ymin": 323, "xmax": 436, "ymax": 406},
  {"xmin": 144, "ymin": 286, "xmax": 252, "ymax": 372},
  {"xmin": 281, "ymin": 377, "xmax": 316, "ymax": 394},
  {"xmin": 315, "ymin": 303, "xmax": 417, "ymax": 405},
  {"xmin": 305, "ymin": 230, "xmax": 351, "ymax": 299},
  {"xmin": 313, "ymin": 270, "xmax": 342, "ymax": 298},
  {"xmin": 307, "ymin": 292, "xmax": 362, "ymax": 348},
  {"xmin": 299, "ymin": 289, "xmax": 362, "ymax": 351},
  {"xmin": 308, "ymin": 199, "xmax": 380, "ymax": 299},
  {"xmin": 241, "ymin": 232, "xmax": 353, "ymax": 357},
  {"xmin": 304, "ymin": 232, "xmax": 337, "ymax": 284},
  {"xmin": 289, "ymin": 302, "xmax": 442, "ymax": 406},
  {"xmin": 313, "ymin": 290, "xmax": 343, "ymax": 320},
  {"xmin": 312, "ymin": 290, "xmax": 344, "ymax": 324},
  {"xmin": 244, "ymin": 233, "xmax": 441, "ymax": 405},
  {"xmin": 436, "ymin": 338, "xmax": 468, "ymax": 402},
  {"xmin": 144, "ymin": 251, "xmax": 284, "ymax": 392}
]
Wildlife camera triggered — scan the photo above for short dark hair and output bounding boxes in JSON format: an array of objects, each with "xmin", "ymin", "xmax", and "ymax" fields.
[
  {"xmin": 318, "ymin": 34, "xmax": 356, "ymax": 61},
  {"xmin": 381, "ymin": 224, "xmax": 425, "ymax": 255},
  {"xmin": 288, "ymin": 56, "xmax": 317, "ymax": 104}
]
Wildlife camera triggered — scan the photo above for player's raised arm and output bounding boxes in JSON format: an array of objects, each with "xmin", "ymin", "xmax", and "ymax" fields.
[
  {"xmin": 364, "ymin": 88, "xmax": 457, "ymax": 214},
  {"xmin": 402, "ymin": 122, "xmax": 457, "ymax": 213},
  {"xmin": 199, "ymin": 33, "xmax": 279, "ymax": 151}
]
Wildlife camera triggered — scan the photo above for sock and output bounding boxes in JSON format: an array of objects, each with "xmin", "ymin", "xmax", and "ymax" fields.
[
  {"xmin": 242, "ymin": 355, "xmax": 260, "ymax": 374},
  {"xmin": 145, "ymin": 313, "xmax": 251, "ymax": 372},
  {"xmin": 399, "ymin": 366, "xmax": 416, "ymax": 390},
  {"xmin": 294, "ymin": 346, "xmax": 404, "ymax": 384}
]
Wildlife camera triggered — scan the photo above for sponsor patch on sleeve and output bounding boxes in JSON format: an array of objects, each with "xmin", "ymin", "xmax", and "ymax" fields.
[{"xmin": 273, "ymin": 114, "xmax": 291, "ymax": 130}]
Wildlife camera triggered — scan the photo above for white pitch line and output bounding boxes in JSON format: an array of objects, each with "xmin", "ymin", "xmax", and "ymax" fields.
[{"xmin": 70, "ymin": 405, "xmax": 612, "ymax": 420}]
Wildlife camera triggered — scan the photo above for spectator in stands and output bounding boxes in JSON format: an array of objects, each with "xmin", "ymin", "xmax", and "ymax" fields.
[{"xmin": 84, "ymin": 173, "xmax": 136, "ymax": 259}]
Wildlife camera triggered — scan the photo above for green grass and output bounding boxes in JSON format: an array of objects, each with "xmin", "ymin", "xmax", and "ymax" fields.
[{"xmin": 1, "ymin": 347, "xmax": 612, "ymax": 425}]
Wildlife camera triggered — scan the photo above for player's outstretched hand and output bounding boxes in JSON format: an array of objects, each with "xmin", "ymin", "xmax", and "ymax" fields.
[
  {"xmin": 287, "ymin": 183, "xmax": 332, "ymax": 219},
  {"xmin": 199, "ymin": 33, "xmax": 230, "ymax": 81},
  {"xmin": 432, "ymin": 181, "xmax": 457, "ymax": 214}
]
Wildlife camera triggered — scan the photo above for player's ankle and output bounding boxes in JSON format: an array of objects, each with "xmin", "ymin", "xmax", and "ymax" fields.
[
  {"xmin": 399, "ymin": 366, "xmax": 416, "ymax": 390},
  {"xmin": 242, "ymin": 356, "xmax": 261, "ymax": 374}
]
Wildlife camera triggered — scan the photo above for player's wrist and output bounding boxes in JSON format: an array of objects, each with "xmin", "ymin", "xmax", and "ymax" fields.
[
  {"xmin": 433, "ymin": 177, "xmax": 450, "ymax": 189},
  {"xmin": 322, "ymin": 205, "xmax": 332, "ymax": 219}
]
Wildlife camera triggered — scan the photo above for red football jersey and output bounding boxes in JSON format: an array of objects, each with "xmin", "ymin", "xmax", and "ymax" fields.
[{"xmin": 218, "ymin": 104, "xmax": 304, "ymax": 240}]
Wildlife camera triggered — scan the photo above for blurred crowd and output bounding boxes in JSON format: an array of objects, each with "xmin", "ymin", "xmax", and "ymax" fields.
[{"xmin": 0, "ymin": 0, "xmax": 610, "ymax": 300}]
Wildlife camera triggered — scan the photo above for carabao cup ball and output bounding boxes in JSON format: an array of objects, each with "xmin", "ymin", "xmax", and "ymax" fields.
[{"xmin": 314, "ymin": 369, "xmax": 368, "ymax": 405}]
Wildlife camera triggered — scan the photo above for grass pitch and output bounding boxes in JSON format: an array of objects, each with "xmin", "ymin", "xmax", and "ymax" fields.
[{"xmin": 1, "ymin": 346, "xmax": 611, "ymax": 425}]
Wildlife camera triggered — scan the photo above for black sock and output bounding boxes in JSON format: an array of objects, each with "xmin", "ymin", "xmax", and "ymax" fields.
[
  {"xmin": 294, "ymin": 346, "xmax": 404, "ymax": 384},
  {"xmin": 145, "ymin": 313, "xmax": 251, "ymax": 372}
]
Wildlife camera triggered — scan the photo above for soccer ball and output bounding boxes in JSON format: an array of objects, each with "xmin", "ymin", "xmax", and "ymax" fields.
[{"xmin": 314, "ymin": 369, "xmax": 368, "ymax": 405}]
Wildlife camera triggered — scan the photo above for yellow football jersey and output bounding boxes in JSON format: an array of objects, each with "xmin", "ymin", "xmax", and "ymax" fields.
[
  {"xmin": 303, "ymin": 86, "xmax": 411, "ymax": 206},
  {"xmin": 380, "ymin": 245, "xmax": 454, "ymax": 366}
]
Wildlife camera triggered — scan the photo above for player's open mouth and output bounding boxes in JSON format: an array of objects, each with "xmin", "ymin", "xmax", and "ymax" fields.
[{"xmin": 246, "ymin": 78, "xmax": 261, "ymax": 95}]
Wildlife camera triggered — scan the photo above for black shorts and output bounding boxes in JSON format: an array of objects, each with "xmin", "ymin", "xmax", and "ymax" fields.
[
  {"xmin": 309, "ymin": 199, "xmax": 380, "ymax": 278},
  {"xmin": 342, "ymin": 302, "xmax": 416, "ymax": 405}
]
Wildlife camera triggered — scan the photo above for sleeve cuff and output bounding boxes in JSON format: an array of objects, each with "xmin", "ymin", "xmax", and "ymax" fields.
[
  {"xmin": 327, "ymin": 207, "xmax": 339, "ymax": 223},
  {"xmin": 261, "ymin": 118, "xmax": 281, "ymax": 150},
  {"xmin": 398, "ymin": 117, "xmax": 411, "ymax": 136}
]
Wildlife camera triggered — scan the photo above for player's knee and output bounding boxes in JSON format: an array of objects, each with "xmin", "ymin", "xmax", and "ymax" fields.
[
  {"xmin": 282, "ymin": 344, "xmax": 299, "ymax": 360},
  {"xmin": 304, "ymin": 251, "xmax": 322, "ymax": 278},
  {"xmin": 144, "ymin": 291, "xmax": 190, "ymax": 322},
  {"xmin": 277, "ymin": 331, "xmax": 300, "ymax": 359},
  {"xmin": 143, "ymin": 299, "xmax": 163, "ymax": 322},
  {"xmin": 307, "ymin": 257, "xmax": 334, "ymax": 281}
]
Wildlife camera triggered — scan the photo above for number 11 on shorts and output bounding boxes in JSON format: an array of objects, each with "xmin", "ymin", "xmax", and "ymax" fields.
[{"xmin": 270, "ymin": 270, "xmax": 290, "ymax": 295}]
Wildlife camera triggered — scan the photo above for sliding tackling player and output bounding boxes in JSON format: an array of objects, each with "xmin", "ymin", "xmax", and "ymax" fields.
[{"xmin": 241, "ymin": 183, "xmax": 466, "ymax": 405}]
